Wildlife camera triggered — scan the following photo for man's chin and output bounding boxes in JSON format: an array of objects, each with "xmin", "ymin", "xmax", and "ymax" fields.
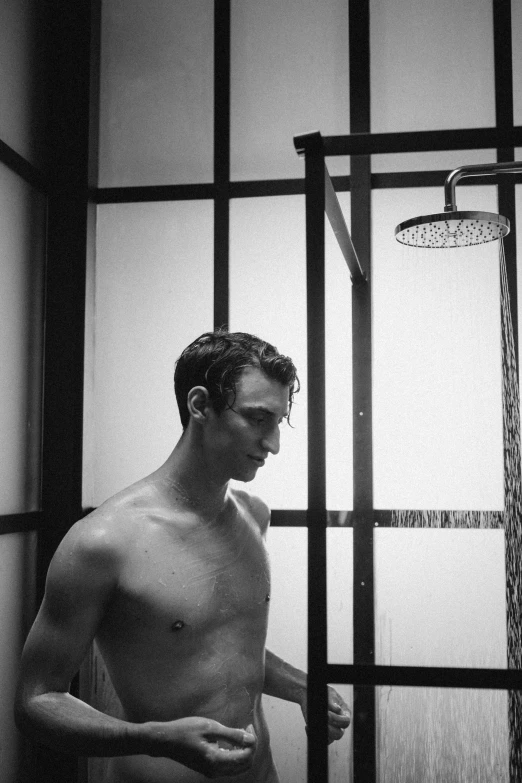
[{"xmin": 232, "ymin": 466, "xmax": 259, "ymax": 483}]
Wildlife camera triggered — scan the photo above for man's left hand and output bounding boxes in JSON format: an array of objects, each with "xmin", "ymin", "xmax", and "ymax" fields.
[{"xmin": 300, "ymin": 685, "xmax": 351, "ymax": 744}]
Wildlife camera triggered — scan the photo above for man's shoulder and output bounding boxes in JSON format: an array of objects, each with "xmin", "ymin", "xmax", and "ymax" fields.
[
  {"xmin": 229, "ymin": 487, "xmax": 271, "ymax": 534},
  {"xmin": 58, "ymin": 485, "xmax": 153, "ymax": 563}
]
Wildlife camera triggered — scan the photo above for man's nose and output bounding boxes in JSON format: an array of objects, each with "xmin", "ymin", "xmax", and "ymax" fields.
[{"xmin": 261, "ymin": 425, "xmax": 280, "ymax": 455}]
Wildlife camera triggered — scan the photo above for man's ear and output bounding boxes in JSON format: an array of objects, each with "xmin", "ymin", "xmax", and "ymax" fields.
[{"xmin": 187, "ymin": 386, "xmax": 211, "ymax": 423}]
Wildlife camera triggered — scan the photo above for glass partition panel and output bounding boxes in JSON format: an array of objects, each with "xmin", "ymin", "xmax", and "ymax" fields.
[
  {"xmin": 0, "ymin": 164, "xmax": 45, "ymax": 514},
  {"xmin": 229, "ymin": 196, "xmax": 307, "ymax": 509},
  {"xmin": 375, "ymin": 529, "xmax": 507, "ymax": 669},
  {"xmin": 370, "ymin": 0, "xmax": 495, "ymax": 133},
  {"xmin": 230, "ymin": 0, "xmax": 350, "ymax": 181},
  {"xmin": 0, "ymin": 0, "xmax": 45, "ymax": 166},
  {"xmin": 372, "ymin": 186, "xmax": 503, "ymax": 510},
  {"xmin": 98, "ymin": 0, "xmax": 213, "ymax": 187},
  {"xmin": 84, "ymin": 201, "xmax": 213, "ymax": 507},
  {"xmin": 376, "ymin": 685, "xmax": 509, "ymax": 782},
  {"xmin": 327, "ymin": 528, "xmax": 353, "ymax": 665},
  {"xmin": 265, "ymin": 529, "xmax": 353, "ymax": 782},
  {"xmin": 0, "ymin": 532, "xmax": 37, "ymax": 783},
  {"xmin": 325, "ymin": 192, "xmax": 353, "ymax": 511}
]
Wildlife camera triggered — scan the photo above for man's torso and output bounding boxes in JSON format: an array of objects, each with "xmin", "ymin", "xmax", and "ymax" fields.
[{"xmin": 89, "ymin": 482, "xmax": 277, "ymax": 782}]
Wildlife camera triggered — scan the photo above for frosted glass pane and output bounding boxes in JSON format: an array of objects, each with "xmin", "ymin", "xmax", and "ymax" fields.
[
  {"xmin": 229, "ymin": 196, "xmax": 307, "ymax": 509},
  {"xmin": 372, "ymin": 148, "xmax": 497, "ymax": 175},
  {"xmin": 326, "ymin": 192, "xmax": 353, "ymax": 510},
  {"xmin": 327, "ymin": 528, "xmax": 353, "ymax": 665},
  {"xmin": 0, "ymin": 0, "xmax": 45, "ymax": 166},
  {"xmin": 370, "ymin": 0, "xmax": 495, "ymax": 133},
  {"xmin": 377, "ymin": 686, "xmax": 509, "ymax": 782},
  {"xmin": 373, "ymin": 186, "xmax": 503, "ymax": 510},
  {"xmin": 98, "ymin": 0, "xmax": 213, "ymax": 187},
  {"xmin": 230, "ymin": 194, "xmax": 353, "ymax": 509},
  {"xmin": 84, "ymin": 201, "xmax": 213, "ymax": 506},
  {"xmin": 265, "ymin": 528, "xmax": 352, "ymax": 783},
  {"xmin": 0, "ymin": 164, "xmax": 45, "ymax": 514},
  {"xmin": 231, "ymin": 0, "xmax": 350, "ymax": 181},
  {"xmin": 514, "ymin": 1, "xmax": 522, "ymax": 126},
  {"xmin": 375, "ymin": 529, "xmax": 507, "ymax": 668},
  {"xmin": 0, "ymin": 532, "xmax": 37, "ymax": 783}
]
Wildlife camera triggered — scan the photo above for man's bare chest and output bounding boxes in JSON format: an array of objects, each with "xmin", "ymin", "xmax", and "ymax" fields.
[{"xmin": 102, "ymin": 522, "xmax": 271, "ymax": 639}]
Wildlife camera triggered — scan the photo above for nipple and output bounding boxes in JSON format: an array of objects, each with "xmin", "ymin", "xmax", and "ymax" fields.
[
  {"xmin": 171, "ymin": 620, "xmax": 186, "ymax": 631},
  {"xmin": 265, "ymin": 594, "xmax": 270, "ymax": 602}
]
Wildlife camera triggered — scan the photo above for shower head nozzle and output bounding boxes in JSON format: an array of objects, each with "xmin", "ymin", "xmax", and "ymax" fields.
[
  {"xmin": 394, "ymin": 160, "xmax": 522, "ymax": 248},
  {"xmin": 395, "ymin": 210, "xmax": 510, "ymax": 249}
]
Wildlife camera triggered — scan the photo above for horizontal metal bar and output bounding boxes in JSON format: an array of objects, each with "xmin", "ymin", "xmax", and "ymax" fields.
[
  {"xmin": 95, "ymin": 177, "xmax": 353, "ymax": 204},
  {"xmin": 87, "ymin": 169, "xmax": 521, "ymax": 207},
  {"xmin": 270, "ymin": 510, "xmax": 308, "ymax": 526},
  {"xmin": 327, "ymin": 664, "xmax": 522, "ymax": 690},
  {"xmin": 0, "ymin": 511, "xmax": 43, "ymax": 535},
  {"xmin": 0, "ymin": 139, "xmax": 48, "ymax": 192},
  {"xmin": 323, "ymin": 126, "xmax": 522, "ymax": 157},
  {"xmin": 230, "ymin": 179, "xmax": 305, "ymax": 198},
  {"xmin": 324, "ymin": 165, "xmax": 366, "ymax": 284},
  {"xmin": 93, "ymin": 183, "xmax": 215, "ymax": 203},
  {"xmin": 88, "ymin": 170, "xmax": 521, "ymax": 206}
]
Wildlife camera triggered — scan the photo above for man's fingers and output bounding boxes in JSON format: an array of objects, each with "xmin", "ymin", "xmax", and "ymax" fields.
[
  {"xmin": 328, "ymin": 709, "xmax": 351, "ymax": 728},
  {"xmin": 327, "ymin": 725, "xmax": 346, "ymax": 743},
  {"xmin": 208, "ymin": 723, "xmax": 257, "ymax": 749},
  {"xmin": 204, "ymin": 744, "xmax": 255, "ymax": 778}
]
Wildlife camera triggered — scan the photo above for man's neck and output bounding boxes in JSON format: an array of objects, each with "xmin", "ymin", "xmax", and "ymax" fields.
[{"xmin": 154, "ymin": 436, "xmax": 230, "ymax": 521}]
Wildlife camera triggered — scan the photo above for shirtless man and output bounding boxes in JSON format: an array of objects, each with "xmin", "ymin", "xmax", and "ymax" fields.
[{"xmin": 15, "ymin": 330, "xmax": 351, "ymax": 782}]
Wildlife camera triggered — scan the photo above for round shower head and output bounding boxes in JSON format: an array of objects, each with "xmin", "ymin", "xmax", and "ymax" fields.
[{"xmin": 395, "ymin": 210, "xmax": 510, "ymax": 248}]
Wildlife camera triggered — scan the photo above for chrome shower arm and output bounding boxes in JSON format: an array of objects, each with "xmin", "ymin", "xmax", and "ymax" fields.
[{"xmin": 444, "ymin": 161, "xmax": 522, "ymax": 212}]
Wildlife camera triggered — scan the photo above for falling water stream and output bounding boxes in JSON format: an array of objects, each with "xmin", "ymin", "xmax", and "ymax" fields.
[{"xmin": 389, "ymin": 240, "xmax": 521, "ymax": 782}]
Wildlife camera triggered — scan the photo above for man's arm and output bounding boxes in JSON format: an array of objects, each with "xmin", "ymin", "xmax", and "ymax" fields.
[
  {"xmin": 263, "ymin": 650, "xmax": 351, "ymax": 744},
  {"xmin": 14, "ymin": 516, "xmax": 255, "ymax": 777}
]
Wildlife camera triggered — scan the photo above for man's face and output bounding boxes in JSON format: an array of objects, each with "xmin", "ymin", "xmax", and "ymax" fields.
[{"xmin": 204, "ymin": 366, "xmax": 290, "ymax": 483}]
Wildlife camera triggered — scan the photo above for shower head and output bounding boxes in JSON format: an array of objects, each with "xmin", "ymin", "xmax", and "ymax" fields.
[
  {"xmin": 394, "ymin": 160, "xmax": 522, "ymax": 248},
  {"xmin": 395, "ymin": 210, "xmax": 510, "ymax": 248}
]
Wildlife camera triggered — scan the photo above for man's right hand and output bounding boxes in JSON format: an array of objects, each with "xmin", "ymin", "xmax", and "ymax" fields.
[{"xmin": 146, "ymin": 717, "xmax": 257, "ymax": 778}]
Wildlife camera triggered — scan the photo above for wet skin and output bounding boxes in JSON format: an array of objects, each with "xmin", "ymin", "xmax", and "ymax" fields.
[
  {"xmin": 15, "ymin": 368, "xmax": 350, "ymax": 782},
  {"xmin": 103, "ymin": 485, "xmax": 277, "ymax": 782}
]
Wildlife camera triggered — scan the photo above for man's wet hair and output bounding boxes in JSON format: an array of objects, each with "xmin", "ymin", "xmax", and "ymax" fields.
[{"xmin": 174, "ymin": 329, "xmax": 299, "ymax": 429}]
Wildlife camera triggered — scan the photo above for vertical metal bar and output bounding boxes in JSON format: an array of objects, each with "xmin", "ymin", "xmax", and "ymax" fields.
[
  {"xmin": 351, "ymin": 157, "xmax": 376, "ymax": 783},
  {"xmin": 39, "ymin": 2, "xmax": 93, "ymax": 781},
  {"xmin": 493, "ymin": 3, "xmax": 521, "ymax": 781},
  {"xmin": 493, "ymin": 0, "xmax": 518, "ymax": 372},
  {"xmin": 349, "ymin": 0, "xmax": 376, "ymax": 780},
  {"xmin": 78, "ymin": 2, "xmax": 102, "ymax": 781},
  {"xmin": 303, "ymin": 134, "xmax": 329, "ymax": 783},
  {"xmin": 214, "ymin": 0, "xmax": 231, "ymax": 329}
]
